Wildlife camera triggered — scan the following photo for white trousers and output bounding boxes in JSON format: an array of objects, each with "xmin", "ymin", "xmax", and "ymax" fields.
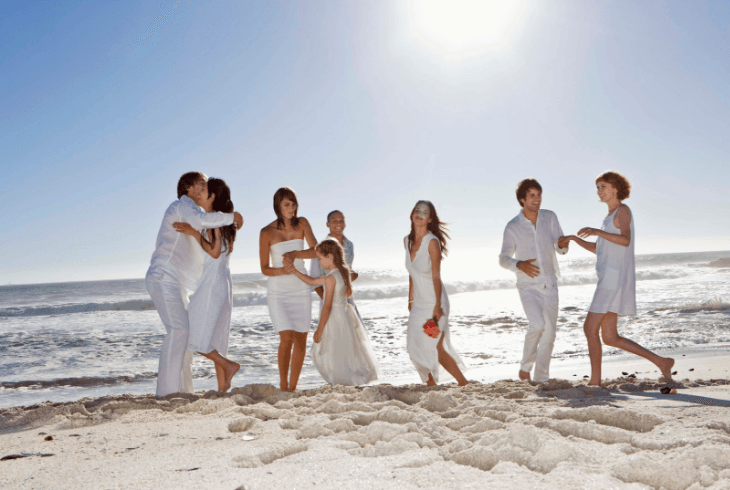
[
  {"xmin": 518, "ymin": 284, "xmax": 559, "ymax": 382},
  {"xmin": 146, "ymin": 270, "xmax": 194, "ymax": 397}
]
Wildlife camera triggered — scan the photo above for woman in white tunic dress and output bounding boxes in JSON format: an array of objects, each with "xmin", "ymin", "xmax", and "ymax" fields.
[
  {"xmin": 259, "ymin": 187, "xmax": 317, "ymax": 392},
  {"xmin": 173, "ymin": 178, "xmax": 240, "ymax": 392},
  {"xmin": 566, "ymin": 171, "xmax": 674, "ymax": 386},
  {"xmin": 405, "ymin": 201, "xmax": 468, "ymax": 387}
]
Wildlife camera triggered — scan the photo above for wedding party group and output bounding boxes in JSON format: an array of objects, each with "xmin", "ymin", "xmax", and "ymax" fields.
[{"xmin": 145, "ymin": 171, "xmax": 675, "ymax": 397}]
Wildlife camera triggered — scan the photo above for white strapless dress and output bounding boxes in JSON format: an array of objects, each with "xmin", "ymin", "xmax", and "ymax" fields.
[
  {"xmin": 267, "ymin": 239, "xmax": 312, "ymax": 333},
  {"xmin": 187, "ymin": 249, "xmax": 232, "ymax": 355},
  {"xmin": 311, "ymin": 269, "xmax": 380, "ymax": 386}
]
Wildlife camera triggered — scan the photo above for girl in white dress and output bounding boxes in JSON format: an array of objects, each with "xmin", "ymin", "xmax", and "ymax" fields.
[
  {"xmin": 405, "ymin": 201, "xmax": 468, "ymax": 387},
  {"xmin": 259, "ymin": 187, "xmax": 318, "ymax": 392},
  {"xmin": 566, "ymin": 171, "xmax": 674, "ymax": 386},
  {"xmin": 173, "ymin": 178, "xmax": 240, "ymax": 392},
  {"xmin": 290, "ymin": 239, "xmax": 380, "ymax": 386}
]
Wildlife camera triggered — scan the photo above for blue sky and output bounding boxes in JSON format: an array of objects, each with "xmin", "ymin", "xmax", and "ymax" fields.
[{"xmin": 1, "ymin": 1, "xmax": 728, "ymax": 285}]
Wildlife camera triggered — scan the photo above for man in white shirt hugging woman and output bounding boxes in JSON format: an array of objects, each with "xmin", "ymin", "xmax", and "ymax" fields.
[
  {"xmin": 146, "ymin": 172, "xmax": 243, "ymax": 397},
  {"xmin": 499, "ymin": 179, "xmax": 570, "ymax": 383}
]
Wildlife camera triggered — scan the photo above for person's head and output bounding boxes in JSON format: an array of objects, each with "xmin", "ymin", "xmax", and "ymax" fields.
[
  {"xmin": 516, "ymin": 178, "xmax": 542, "ymax": 210},
  {"xmin": 202, "ymin": 177, "xmax": 236, "ymax": 254},
  {"xmin": 409, "ymin": 200, "xmax": 449, "ymax": 258},
  {"xmin": 315, "ymin": 239, "xmax": 352, "ymax": 294},
  {"xmin": 326, "ymin": 210, "xmax": 346, "ymax": 237},
  {"xmin": 273, "ymin": 187, "xmax": 300, "ymax": 229},
  {"xmin": 177, "ymin": 172, "xmax": 207, "ymax": 200},
  {"xmin": 595, "ymin": 171, "xmax": 631, "ymax": 202}
]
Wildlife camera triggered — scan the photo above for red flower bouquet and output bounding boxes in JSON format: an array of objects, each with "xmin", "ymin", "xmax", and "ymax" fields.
[{"xmin": 423, "ymin": 317, "xmax": 440, "ymax": 338}]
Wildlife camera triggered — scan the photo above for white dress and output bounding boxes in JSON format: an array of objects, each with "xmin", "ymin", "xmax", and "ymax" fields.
[
  {"xmin": 405, "ymin": 233, "xmax": 467, "ymax": 383},
  {"xmin": 267, "ymin": 239, "xmax": 312, "ymax": 333},
  {"xmin": 311, "ymin": 269, "xmax": 380, "ymax": 386},
  {"xmin": 589, "ymin": 207, "xmax": 637, "ymax": 315},
  {"xmin": 187, "ymin": 243, "xmax": 232, "ymax": 355}
]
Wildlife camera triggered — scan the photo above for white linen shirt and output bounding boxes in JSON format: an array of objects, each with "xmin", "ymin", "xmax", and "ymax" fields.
[
  {"xmin": 499, "ymin": 209, "xmax": 568, "ymax": 288},
  {"xmin": 148, "ymin": 195, "xmax": 235, "ymax": 291}
]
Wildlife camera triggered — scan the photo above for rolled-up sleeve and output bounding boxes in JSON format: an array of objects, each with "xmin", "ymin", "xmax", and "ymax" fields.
[
  {"xmin": 499, "ymin": 227, "xmax": 519, "ymax": 272},
  {"xmin": 551, "ymin": 213, "xmax": 568, "ymax": 255}
]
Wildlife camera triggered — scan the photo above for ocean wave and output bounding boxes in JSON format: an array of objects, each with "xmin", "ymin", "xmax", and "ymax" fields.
[
  {"xmin": 1, "ymin": 373, "xmax": 158, "ymax": 390},
  {"xmin": 0, "ymin": 299, "xmax": 158, "ymax": 317}
]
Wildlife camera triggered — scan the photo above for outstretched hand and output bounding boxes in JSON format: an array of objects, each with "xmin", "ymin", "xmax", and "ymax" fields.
[
  {"xmin": 517, "ymin": 258, "xmax": 540, "ymax": 278},
  {"xmin": 282, "ymin": 251, "xmax": 295, "ymax": 267},
  {"xmin": 578, "ymin": 227, "xmax": 599, "ymax": 238},
  {"xmin": 283, "ymin": 263, "xmax": 297, "ymax": 275},
  {"xmin": 557, "ymin": 236, "xmax": 571, "ymax": 249},
  {"xmin": 172, "ymin": 222, "xmax": 196, "ymax": 236}
]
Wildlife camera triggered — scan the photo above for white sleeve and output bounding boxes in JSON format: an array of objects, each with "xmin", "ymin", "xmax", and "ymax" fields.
[
  {"xmin": 179, "ymin": 203, "xmax": 234, "ymax": 231},
  {"xmin": 552, "ymin": 213, "xmax": 568, "ymax": 255},
  {"xmin": 498, "ymin": 226, "xmax": 519, "ymax": 272}
]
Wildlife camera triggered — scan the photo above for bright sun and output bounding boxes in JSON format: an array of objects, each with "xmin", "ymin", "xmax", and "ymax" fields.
[{"xmin": 407, "ymin": 0, "xmax": 526, "ymax": 57}]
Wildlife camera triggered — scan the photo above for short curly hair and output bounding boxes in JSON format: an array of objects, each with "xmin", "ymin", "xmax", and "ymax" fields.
[
  {"xmin": 515, "ymin": 178, "xmax": 542, "ymax": 208},
  {"xmin": 596, "ymin": 171, "xmax": 631, "ymax": 201}
]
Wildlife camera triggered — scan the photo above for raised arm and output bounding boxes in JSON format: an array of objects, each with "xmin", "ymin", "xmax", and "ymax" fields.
[
  {"xmin": 179, "ymin": 202, "xmax": 242, "ymax": 230},
  {"xmin": 292, "ymin": 268, "xmax": 328, "ymax": 287},
  {"xmin": 313, "ymin": 274, "xmax": 336, "ymax": 343},
  {"xmin": 575, "ymin": 205, "xmax": 631, "ymax": 250},
  {"xmin": 172, "ymin": 223, "xmax": 222, "ymax": 258},
  {"xmin": 428, "ymin": 239, "xmax": 445, "ymax": 321}
]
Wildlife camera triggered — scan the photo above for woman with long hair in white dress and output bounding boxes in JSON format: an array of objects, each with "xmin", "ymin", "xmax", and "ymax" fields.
[
  {"xmin": 289, "ymin": 239, "xmax": 380, "ymax": 386},
  {"xmin": 259, "ymin": 187, "xmax": 317, "ymax": 392},
  {"xmin": 173, "ymin": 178, "xmax": 240, "ymax": 392},
  {"xmin": 405, "ymin": 200, "xmax": 468, "ymax": 387},
  {"xmin": 565, "ymin": 171, "xmax": 674, "ymax": 386}
]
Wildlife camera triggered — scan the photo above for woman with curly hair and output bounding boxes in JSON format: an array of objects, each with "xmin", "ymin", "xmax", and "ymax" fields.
[
  {"xmin": 566, "ymin": 171, "xmax": 674, "ymax": 386},
  {"xmin": 405, "ymin": 200, "xmax": 468, "ymax": 387}
]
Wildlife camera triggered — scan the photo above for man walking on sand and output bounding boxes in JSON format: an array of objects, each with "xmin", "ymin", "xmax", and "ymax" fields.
[
  {"xmin": 499, "ymin": 179, "xmax": 569, "ymax": 383},
  {"xmin": 146, "ymin": 172, "xmax": 243, "ymax": 397}
]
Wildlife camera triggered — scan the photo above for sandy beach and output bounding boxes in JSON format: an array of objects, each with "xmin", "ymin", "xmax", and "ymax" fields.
[{"xmin": 3, "ymin": 351, "xmax": 730, "ymax": 490}]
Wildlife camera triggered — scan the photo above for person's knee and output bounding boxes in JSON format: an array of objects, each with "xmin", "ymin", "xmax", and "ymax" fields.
[{"xmin": 601, "ymin": 331, "xmax": 619, "ymax": 347}]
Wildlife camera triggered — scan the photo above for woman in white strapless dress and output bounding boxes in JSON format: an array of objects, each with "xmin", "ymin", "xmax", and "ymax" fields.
[
  {"xmin": 405, "ymin": 201, "xmax": 468, "ymax": 387},
  {"xmin": 292, "ymin": 239, "xmax": 380, "ymax": 386},
  {"xmin": 567, "ymin": 172, "xmax": 674, "ymax": 386},
  {"xmin": 259, "ymin": 187, "xmax": 318, "ymax": 392},
  {"xmin": 173, "ymin": 178, "xmax": 240, "ymax": 392}
]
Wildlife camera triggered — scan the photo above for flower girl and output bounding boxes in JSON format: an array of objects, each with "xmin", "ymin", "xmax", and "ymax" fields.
[{"xmin": 289, "ymin": 239, "xmax": 380, "ymax": 386}]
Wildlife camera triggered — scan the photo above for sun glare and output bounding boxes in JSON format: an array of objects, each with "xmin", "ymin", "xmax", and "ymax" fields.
[{"xmin": 407, "ymin": 0, "xmax": 526, "ymax": 58}]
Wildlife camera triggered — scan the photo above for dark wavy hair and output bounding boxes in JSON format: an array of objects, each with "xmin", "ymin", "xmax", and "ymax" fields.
[
  {"xmin": 408, "ymin": 200, "xmax": 449, "ymax": 259},
  {"xmin": 273, "ymin": 187, "xmax": 300, "ymax": 230},
  {"xmin": 203, "ymin": 178, "xmax": 236, "ymax": 255},
  {"xmin": 177, "ymin": 171, "xmax": 206, "ymax": 199},
  {"xmin": 596, "ymin": 171, "xmax": 631, "ymax": 201},
  {"xmin": 516, "ymin": 178, "xmax": 542, "ymax": 208}
]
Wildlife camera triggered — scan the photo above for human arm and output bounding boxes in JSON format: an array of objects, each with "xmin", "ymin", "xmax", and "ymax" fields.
[
  {"xmin": 563, "ymin": 235, "xmax": 597, "ymax": 254},
  {"xmin": 259, "ymin": 230, "xmax": 294, "ymax": 277},
  {"xmin": 428, "ymin": 239, "xmax": 445, "ymax": 321},
  {"xmin": 282, "ymin": 218, "xmax": 318, "ymax": 265},
  {"xmin": 172, "ymin": 223, "xmax": 222, "ymax": 259},
  {"xmin": 552, "ymin": 214, "xmax": 569, "ymax": 254},
  {"xmin": 179, "ymin": 201, "xmax": 242, "ymax": 230},
  {"xmin": 498, "ymin": 226, "xmax": 540, "ymax": 278},
  {"xmin": 291, "ymin": 268, "xmax": 328, "ymax": 287},
  {"xmin": 576, "ymin": 205, "xmax": 631, "ymax": 248},
  {"xmin": 313, "ymin": 274, "xmax": 336, "ymax": 343},
  {"xmin": 408, "ymin": 276, "xmax": 413, "ymax": 312}
]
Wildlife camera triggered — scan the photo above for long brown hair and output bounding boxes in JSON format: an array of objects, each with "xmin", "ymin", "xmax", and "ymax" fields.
[
  {"xmin": 408, "ymin": 200, "xmax": 449, "ymax": 259},
  {"xmin": 316, "ymin": 239, "xmax": 352, "ymax": 297},
  {"xmin": 205, "ymin": 178, "xmax": 236, "ymax": 254},
  {"xmin": 273, "ymin": 187, "xmax": 300, "ymax": 230}
]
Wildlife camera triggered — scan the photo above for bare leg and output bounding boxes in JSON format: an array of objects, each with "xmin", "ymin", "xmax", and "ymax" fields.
[
  {"xmin": 437, "ymin": 334, "xmax": 468, "ymax": 387},
  {"xmin": 278, "ymin": 331, "xmax": 295, "ymax": 391},
  {"xmin": 198, "ymin": 350, "xmax": 240, "ymax": 392},
  {"xmin": 288, "ymin": 332, "xmax": 308, "ymax": 391},
  {"xmin": 425, "ymin": 373, "xmax": 437, "ymax": 387},
  {"xmin": 600, "ymin": 313, "xmax": 675, "ymax": 379},
  {"xmin": 584, "ymin": 312, "xmax": 605, "ymax": 386},
  {"xmin": 214, "ymin": 363, "xmax": 225, "ymax": 392}
]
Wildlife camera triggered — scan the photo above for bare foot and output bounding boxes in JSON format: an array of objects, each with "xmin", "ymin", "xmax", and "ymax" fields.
[
  {"xmin": 587, "ymin": 378, "xmax": 602, "ymax": 387},
  {"xmin": 518, "ymin": 370, "xmax": 531, "ymax": 381},
  {"xmin": 280, "ymin": 380, "xmax": 289, "ymax": 391},
  {"xmin": 426, "ymin": 373, "xmax": 437, "ymax": 387},
  {"xmin": 458, "ymin": 380, "xmax": 469, "ymax": 387},
  {"xmin": 221, "ymin": 361, "xmax": 240, "ymax": 392},
  {"xmin": 658, "ymin": 357, "xmax": 675, "ymax": 381}
]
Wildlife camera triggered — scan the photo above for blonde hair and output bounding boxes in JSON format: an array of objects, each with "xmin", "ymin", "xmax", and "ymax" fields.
[{"xmin": 315, "ymin": 239, "xmax": 352, "ymax": 297}]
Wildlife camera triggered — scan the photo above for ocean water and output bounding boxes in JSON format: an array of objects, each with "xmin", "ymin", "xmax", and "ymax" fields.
[{"xmin": 1, "ymin": 251, "xmax": 729, "ymax": 409}]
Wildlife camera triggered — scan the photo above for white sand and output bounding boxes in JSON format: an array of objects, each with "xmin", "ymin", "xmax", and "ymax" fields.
[{"xmin": 3, "ymin": 360, "xmax": 730, "ymax": 490}]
